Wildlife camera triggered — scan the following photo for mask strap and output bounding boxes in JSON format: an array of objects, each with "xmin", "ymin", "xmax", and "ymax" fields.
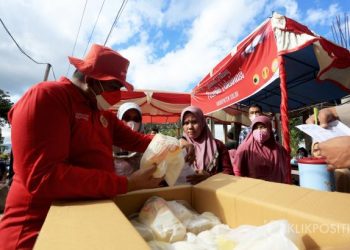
[
  {"xmin": 89, "ymin": 87, "xmax": 97, "ymax": 97},
  {"xmin": 98, "ymin": 80, "xmax": 105, "ymax": 92}
]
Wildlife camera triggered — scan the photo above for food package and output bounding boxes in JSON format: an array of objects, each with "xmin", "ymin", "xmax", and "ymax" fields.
[
  {"xmin": 166, "ymin": 200, "xmax": 197, "ymax": 224},
  {"xmin": 167, "ymin": 200, "xmax": 221, "ymax": 235},
  {"xmin": 140, "ymin": 134, "xmax": 185, "ymax": 186},
  {"xmin": 138, "ymin": 196, "xmax": 187, "ymax": 243},
  {"xmin": 186, "ymin": 212, "xmax": 221, "ymax": 234},
  {"xmin": 175, "ymin": 150, "xmax": 196, "ymax": 185},
  {"xmin": 130, "ymin": 219, "xmax": 155, "ymax": 242}
]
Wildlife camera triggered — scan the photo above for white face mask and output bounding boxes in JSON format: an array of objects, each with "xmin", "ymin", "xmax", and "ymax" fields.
[
  {"xmin": 90, "ymin": 80, "xmax": 113, "ymax": 111},
  {"xmin": 96, "ymin": 95, "xmax": 112, "ymax": 110},
  {"xmin": 126, "ymin": 121, "xmax": 141, "ymax": 131},
  {"xmin": 249, "ymin": 114, "xmax": 257, "ymax": 122}
]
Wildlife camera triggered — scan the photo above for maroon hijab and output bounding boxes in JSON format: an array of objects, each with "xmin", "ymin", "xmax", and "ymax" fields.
[
  {"xmin": 233, "ymin": 115, "xmax": 288, "ymax": 183},
  {"xmin": 181, "ymin": 106, "xmax": 217, "ymax": 171}
]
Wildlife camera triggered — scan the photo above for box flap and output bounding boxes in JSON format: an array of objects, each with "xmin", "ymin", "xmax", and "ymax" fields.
[{"xmin": 34, "ymin": 200, "xmax": 150, "ymax": 250}]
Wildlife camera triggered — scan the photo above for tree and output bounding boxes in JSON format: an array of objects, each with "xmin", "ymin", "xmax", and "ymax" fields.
[
  {"xmin": 289, "ymin": 116, "xmax": 305, "ymax": 156},
  {"xmin": 0, "ymin": 89, "xmax": 13, "ymax": 126}
]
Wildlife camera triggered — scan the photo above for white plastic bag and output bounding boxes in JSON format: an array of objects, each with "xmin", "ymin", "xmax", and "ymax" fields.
[
  {"xmin": 140, "ymin": 134, "xmax": 185, "ymax": 186},
  {"xmin": 167, "ymin": 200, "xmax": 221, "ymax": 235},
  {"xmin": 211, "ymin": 220, "xmax": 305, "ymax": 250},
  {"xmin": 130, "ymin": 219, "xmax": 155, "ymax": 241},
  {"xmin": 175, "ymin": 150, "xmax": 196, "ymax": 185},
  {"xmin": 139, "ymin": 196, "xmax": 187, "ymax": 243}
]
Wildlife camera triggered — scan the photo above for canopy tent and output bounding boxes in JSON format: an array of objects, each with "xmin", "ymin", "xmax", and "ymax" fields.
[
  {"xmin": 105, "ymin": 89, "xmax": 248, "ymax": 125},
  {"xmin": 110, "ymin": 90, "xmax": 191, "ymax": 123},
  {"xmin": 191, "ymin": 13, "xmax": 350, "ymax": 147},
  {"xmin": 191, "ymin": 13, "xmax": 350, "ymax": 182},
  {"xmin": 208, "ymin": 105, "xmax": 250, "ymax": 125}
]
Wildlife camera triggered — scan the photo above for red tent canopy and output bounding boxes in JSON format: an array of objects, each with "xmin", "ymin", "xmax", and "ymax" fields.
[
  {"xmin": 111, "ymin": 90, "xmax": 191, "ymax": 123},
  {"xmin": 191, "ymin": 12, "xmax": 350, "ymax": 183}
]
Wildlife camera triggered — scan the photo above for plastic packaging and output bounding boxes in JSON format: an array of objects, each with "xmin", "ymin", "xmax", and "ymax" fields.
[
  {"xmin": 140, "ymin": 134, "xmax": 185, "ymax": 186},
  {"xmin": 138, "ymin": 196, "xmax": 187, "ymax": 243}
]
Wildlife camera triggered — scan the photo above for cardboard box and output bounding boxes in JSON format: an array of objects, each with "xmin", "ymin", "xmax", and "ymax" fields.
[{"xmin": 34, "ymin": 174, "xmax": 350, "ymax": 249}]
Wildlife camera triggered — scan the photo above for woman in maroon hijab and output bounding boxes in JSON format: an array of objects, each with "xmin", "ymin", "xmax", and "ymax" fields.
[
  {"xmin": 233, "ymin": 115, "xmax": 288, "ymax": 183},
  {"xmin": 180, "ymin": 106, "xmax": 233, "ymax": 184}
]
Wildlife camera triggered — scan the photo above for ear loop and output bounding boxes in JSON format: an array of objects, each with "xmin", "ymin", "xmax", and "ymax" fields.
[{"xmin": 98, "ymin": 80, "xmax": 105, "ymax": 92}]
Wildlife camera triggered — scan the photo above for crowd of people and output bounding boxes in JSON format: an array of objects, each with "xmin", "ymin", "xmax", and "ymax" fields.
[{"xmin": 0, "ymin": 43, "xmax": 349, "ymax": 249}]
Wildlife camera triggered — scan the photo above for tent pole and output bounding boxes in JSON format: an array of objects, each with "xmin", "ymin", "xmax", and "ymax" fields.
[{"xmin": 278, "ymin": 55, "xmax": 291, "ymax": 184}]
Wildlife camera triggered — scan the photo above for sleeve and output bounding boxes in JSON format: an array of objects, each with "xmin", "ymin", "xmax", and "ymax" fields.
[
  {"xmin": 216, "ymin": 140, "xmax": 233, "ymax": 175},
  {"xmin": 238, "ymin": 128, "xmax": 248, "ymax": 145},
  {"xmin": 112, "ymin": 118, "xmax": 153, "ymax": 153},
  {"xmin": 232, "ymin": 146, "xmax": 247, "ymax": 176},
  {"xmin": 10, "ymin": 84, "xmax": 128, "ymax": 199},
  {"xmin": 336, "ymin": 103, "xmax": 350, "ymax": 126}
]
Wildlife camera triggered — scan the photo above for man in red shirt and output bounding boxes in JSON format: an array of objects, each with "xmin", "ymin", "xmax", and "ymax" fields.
[{"xmin": 0, "ymin": 44, "xmax": 163, "ymax": 249}]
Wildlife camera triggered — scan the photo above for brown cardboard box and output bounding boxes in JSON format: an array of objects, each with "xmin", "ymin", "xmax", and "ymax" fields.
[{"xmin": 34, "ymin": 174, "xmax": 350, "ymax": 249}]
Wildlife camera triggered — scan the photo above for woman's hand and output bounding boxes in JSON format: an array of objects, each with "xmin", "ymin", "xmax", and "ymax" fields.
[{"xmin": 180, "ymin": 138, "xmax": 196, "ymax": 164}]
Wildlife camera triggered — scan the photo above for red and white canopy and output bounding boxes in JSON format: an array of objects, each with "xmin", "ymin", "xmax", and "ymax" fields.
[
  {"xmin": 191, "ymin": 12, "xmax": 350, "ymax": 145},
  {"xmin": 111, "ymin": 90, "xmax": 191, "ymax": 123},
  {"xmin": 191, "ymin": 12, "xmax": 350, "ymax": 183}
]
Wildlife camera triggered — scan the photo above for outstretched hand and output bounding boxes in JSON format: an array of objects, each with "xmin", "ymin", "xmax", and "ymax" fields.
[{"xmin": 127, "ymin": 164, "xmax": 163, "ymax": 192}]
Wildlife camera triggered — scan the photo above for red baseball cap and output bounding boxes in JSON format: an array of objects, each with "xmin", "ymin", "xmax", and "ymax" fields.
[{"xmin": 68, "ymin": 44, "xmax": 134, "ymax": 91}]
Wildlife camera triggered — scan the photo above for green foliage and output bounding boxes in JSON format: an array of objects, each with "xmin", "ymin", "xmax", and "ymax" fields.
[
  {"xmin": 0, "ymin": 89, "xmax": 13, "ymax": 126},
  {"xmin": 144, "ymin": 123, "xmax": 180, "ymax": 137},
  {"xmin": 289, "ymin": 117, "xmax": 304, "ymax": 156}
]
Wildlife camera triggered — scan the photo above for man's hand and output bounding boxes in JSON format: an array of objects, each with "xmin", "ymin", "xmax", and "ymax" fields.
[
  {"xmin": 315, "ymin": 136, "xmax": 350, "ymax": 170},
  {"xmin": 127, "ymin": 164, "xmax": 163, "ymax": 192},
  {"xmin": 306, "ymin": 107, "xmax": 339, "ymax": 128}
]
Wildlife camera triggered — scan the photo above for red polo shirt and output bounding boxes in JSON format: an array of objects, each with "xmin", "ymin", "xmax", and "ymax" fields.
[{"xmin": 0, "ymin": 77, "xmax": 152, "ymax": 249}]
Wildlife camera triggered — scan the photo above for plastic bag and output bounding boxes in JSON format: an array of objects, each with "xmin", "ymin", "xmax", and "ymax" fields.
[
  {"xmin": 167, "ymin": 200, "xmax": 221, "ymax": 235},
  {"xmin": 139, "ymin": 196, "xmax": 187, "ymax": 243},
  {"xmin": 229, "ymin": 220, "xmax": 305, "ymax": 250},
  {"xmin": 175, "ymin": 150, "xmax": 196, "ymax": 185},
  {"xmin": 130, "ymin": 219, "xmax": 155, "ymax": 241},
  {"xmin": 140, "ymin": 134, "xmax": 185, "ymax": 186}
]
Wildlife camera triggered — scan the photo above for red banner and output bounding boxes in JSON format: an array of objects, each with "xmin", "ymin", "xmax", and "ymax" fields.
[{"xmin": 191, "ymin": 21, "xmax": 279, "ymax": 114}]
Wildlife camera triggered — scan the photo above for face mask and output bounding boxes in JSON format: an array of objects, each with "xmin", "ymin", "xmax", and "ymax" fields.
[
  {"xmin": 126, "ymin": 121, "xmax": 141, "ymax": 131},
  {"xmin": 249, "ymin": 114, "xmax": 256, "ymax": 122},
  {"xmin": 95, "ymin": 94, "xmax": 112, "ymax": 110},
  {"xmin": 90, "ymin": 80, "xmax": 121, "ymax": 110},
  {"xmin": 253, "ymin": 129, "xmax": 270, "ymax": 144}
]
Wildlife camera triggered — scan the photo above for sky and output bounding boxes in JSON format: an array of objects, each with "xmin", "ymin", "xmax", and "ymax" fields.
[{"xmin": 0, "ymin": 0, "xmax": 349, "ymax": 144}]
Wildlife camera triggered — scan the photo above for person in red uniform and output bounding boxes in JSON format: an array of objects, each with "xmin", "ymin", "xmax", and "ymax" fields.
[{"xmin": 0, "ymin": 44, "xmax": 164, "ymax": 249}]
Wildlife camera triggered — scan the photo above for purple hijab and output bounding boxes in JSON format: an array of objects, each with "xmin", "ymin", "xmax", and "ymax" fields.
[
  {"xmin": 233, "ymin": 115, "xmax": 288, "ymax": 183},
  {"xmin": 181, "ymin": 106, "xmax": 217, "ymax": 171}
]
